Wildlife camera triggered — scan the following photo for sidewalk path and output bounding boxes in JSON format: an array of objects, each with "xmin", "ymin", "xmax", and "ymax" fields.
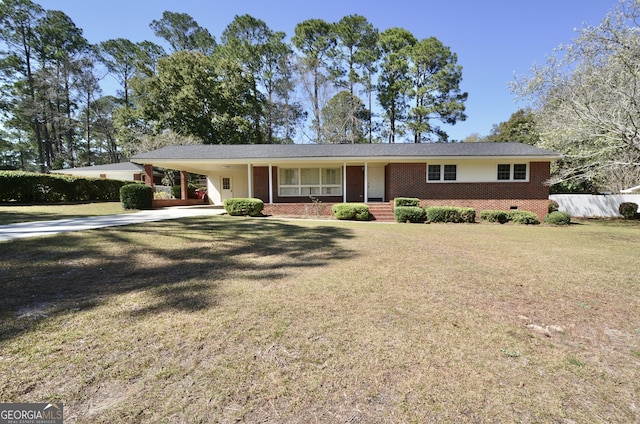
[{"xmin": 0, "ymin": 206, "xmax": 226, "ymax": 242}]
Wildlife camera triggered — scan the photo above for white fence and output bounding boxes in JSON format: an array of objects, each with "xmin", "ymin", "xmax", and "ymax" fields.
[{"xmin": 550, "ymin": 194, "xmax": 640, "ymax": 217}]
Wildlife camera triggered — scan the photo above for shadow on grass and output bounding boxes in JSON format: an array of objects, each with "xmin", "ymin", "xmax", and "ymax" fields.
[{"xmin": 0, "ymin": 216, "xmax": 356, "ymax": 342}]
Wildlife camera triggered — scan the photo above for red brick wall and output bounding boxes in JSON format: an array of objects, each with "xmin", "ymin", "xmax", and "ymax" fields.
[
  {"xmin": 387, "ymin": 162, "xmax": 551, "ymax": 220},
  {"xmin": 254, "ymin": 162, "xmax": 552, "ymax": 220},
  {"xmin": 263, "ymin": 203, "xmax": 335, "ymax": 218}
]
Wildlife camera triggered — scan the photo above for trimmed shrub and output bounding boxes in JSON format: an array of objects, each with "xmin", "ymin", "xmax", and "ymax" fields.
[
  {"xmin": 548, "ymin": 199, "xmax": 559, "ymax": 213},
  {"xmin": 479, "ymin": 210, "xmax": 510, "ymax": 224},
  {"xmin": 394, "ymin": 197, "xmax": 420, "ymax": 207},
  {"xmin": 509, "ymin": 210, "xmax": 540, "ymax": 225},
  {"xmin": 544, "ymin": 211, "xmax": 571, "ymax": 226},
  {"xmin": 170, "ymin": 183, "xmax": 199, "ymax": 199},
  {"xmin": 425, "ymin": 206, "xmax": 476, "ymax": 223},
  {"xmin": 120, "ymin": 184, "xmax": 153, "ymax": 210},
  {"xmin": 332, "ymin": 203, "xmax": 370, "ymax": 221},
  {"xmin": 223, "ymin": 198, "xmax": 264, "ymax": 217},
  {"xmin": 394, "ymin": 206, "xmax": 426, "ymax": 223},
  {"xmin": 618, "ymin": 202, "xmax": 638, "ymax": 219},
  {"xmin": 458, "ymin": 207, "xmax": 476, "ymax": 223}
]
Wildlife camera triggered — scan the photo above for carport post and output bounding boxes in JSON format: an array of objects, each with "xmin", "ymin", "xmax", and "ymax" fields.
[
  {"xmin": 343, "ymin": 163, "xmax": 347, "ymax": 203},
  {"xmin": 268, "ymin": 163, "xmax": 273, "ymax": 204},
  {"xmin": 180, "ymin": 171, "xmax": 188, "ymax": 200},
  {"xmin": 364, "ymin": 162, "xmax": 368, "ymax": 202},
  {"xmin": 247, "ymin": 163, "xmax": 252, "ymax": 198},
  {"xmin": 144, "ymin": 164, "xmax": 154, "ymax": 188}
]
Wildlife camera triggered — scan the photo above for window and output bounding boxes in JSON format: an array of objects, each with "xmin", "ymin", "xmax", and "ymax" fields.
[
  {"xmin": 282, "ymin": 169, "xmax": 298, "ymax": 185},
  {"xmin": 513, "ymin": 164, "xmax": 527, "ymax": 180},
  {"xmin": 222, "ymin": 177, "xmax": 231, "ymax": 190},
  {"xmin": 428, "ymin": 165, "xmax": 441, "ymax": 181},
  {"xmin": 497, "ymin": 164, "xmax": 511, "ymax": 180},
  {"xmin": 279, "ymin": 167, "xmax": 341, "ymax": 196},
  {"xmin": 443, "ymin": 165, "xmax": 457, "ymax": 181},
  {"xmin": 497, "ymin": 164, "xmax": 527, "ymax": 181},
  {"xmin": 301, "ymin": 168, "xmax": 319, "ymax": 185},
  {"xmin": 427, "ymin": 164, "xmax": 457, "ymax": 181}
]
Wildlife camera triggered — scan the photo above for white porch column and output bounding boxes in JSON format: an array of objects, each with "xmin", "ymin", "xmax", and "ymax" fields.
[
  {"xmin": 268, "ymin": 163, "xmax": 273, "ymax": 204},
  {"xmin": 343, "ymin": 162, "xmax": 347, "ymax": 203},
  {"xmin": 364, "ymin": 162, "xmax": 368, "ymax": 203},
  {"xmin": 247, "ymin": 163, "xmax": 252, "ymax": 198}
]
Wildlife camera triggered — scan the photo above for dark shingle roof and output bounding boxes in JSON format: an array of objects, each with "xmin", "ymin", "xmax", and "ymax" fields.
[{"xmin": 132, "ymin": 143, "xmax": 560, "ymax": 162}]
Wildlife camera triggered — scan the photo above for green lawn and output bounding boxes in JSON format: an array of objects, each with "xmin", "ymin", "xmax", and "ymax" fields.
[
  {"xmin": 0, "ymin": 216, "xmax": 639, "ymax": 423},
  {"xmin": 0, "ymin": 202, "xmax": 132, "ymax": 225}
]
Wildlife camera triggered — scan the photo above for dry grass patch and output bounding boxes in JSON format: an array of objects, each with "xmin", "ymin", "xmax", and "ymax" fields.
[
  {"xmin": 0, "ymin": 217, "xmax": 639, "ymax": 423},
  {"xmin": 0, "ymin": 202, "xmax": 129, "ymax": 225}
]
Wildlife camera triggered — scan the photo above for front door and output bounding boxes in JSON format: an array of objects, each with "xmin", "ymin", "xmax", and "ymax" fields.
[
  {"xmin": 221, "ymin": 176, "xmax": 233, "ymax": 201},
  {"xmin": 346, "ymin": 166, "xmax": 364, "ymax": 202},
  {"xmin": 367, "ymin": 165, "xmax": 385, "ymax": 201}
]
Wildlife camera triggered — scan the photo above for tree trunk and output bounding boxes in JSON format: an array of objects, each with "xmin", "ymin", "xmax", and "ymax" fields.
[{"xmin": 313, "ymin": 66, "xmax": 321, "ymax": 143}]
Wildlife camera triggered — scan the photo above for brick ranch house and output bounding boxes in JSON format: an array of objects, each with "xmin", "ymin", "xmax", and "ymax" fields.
[{"xmin": 131, "ymin": 142, "xmax": 561, "ymax": 221}]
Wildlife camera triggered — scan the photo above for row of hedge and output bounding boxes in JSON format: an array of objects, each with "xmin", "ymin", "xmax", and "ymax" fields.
[
  {"xmin": 394, "ymin": 198, "xmax": 478, "ymax": 224},
  {"xmin": 393, "ymin": 198, "xmax": 571, "ymax": 225},
  {"xmin": 0, "ymin": 171, "xmax": 128, "ymax": 203},
  {"xmin": 220, "ymin": 196, "xmax": 572, "ymax": 226},
  {"xmin": 479, "ymin": 210, "xmax": 540, "ymax": 225},
  {"xmin": 395, "ymin": 205, "xmax": 477, "ymax": 224},
  {"xmin": 221, "ymin": 199, "xmax": 373, "ymax": 221}
]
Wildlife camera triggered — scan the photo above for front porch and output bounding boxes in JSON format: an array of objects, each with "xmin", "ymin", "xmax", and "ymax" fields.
[{"xmin": 141, "ymin": 162, "xmax": 388, "ymax": 209}]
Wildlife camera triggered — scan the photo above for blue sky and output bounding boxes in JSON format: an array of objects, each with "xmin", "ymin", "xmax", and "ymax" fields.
[{"xmin": 37, "ymin": 0, "xmax": 617, "ymax": 142}]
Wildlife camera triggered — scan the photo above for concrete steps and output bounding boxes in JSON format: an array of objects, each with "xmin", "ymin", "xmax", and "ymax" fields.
[{"xmin": 367, "ymin": 202, "xmax": 395, "ymax": 222}]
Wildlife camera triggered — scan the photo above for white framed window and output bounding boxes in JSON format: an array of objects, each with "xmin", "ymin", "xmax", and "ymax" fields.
[
  {"xmin": 497, "ymin": 163, "xmax": 528, "ymax": 181},
  {"xmin": 513, "ymin": 164, "xmax": 527, "ymax": 180},
  {"xmin": 428, "ymin": 164, "xmax": 441, "ymax": 181},
  {"xmin": 279, "ymin": 167, "xmax": 342, "ymax": 196},
  {"xmin": 427, "ymin": 164, "xmax": 457, "ymax": 182},
  {"xmin": 443, "ymin": 165, "xmax": 457, "ymax": 181}
]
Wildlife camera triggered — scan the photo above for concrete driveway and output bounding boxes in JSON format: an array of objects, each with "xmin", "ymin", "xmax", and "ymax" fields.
[{"xmin": 0, "ymin": 206, "xmax": 226, "ymax": 242}]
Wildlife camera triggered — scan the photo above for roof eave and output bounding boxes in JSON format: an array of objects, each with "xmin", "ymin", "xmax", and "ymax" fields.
[{"xmin": 132, "ymin": 154, "xmax": 562, "ymax": 165}]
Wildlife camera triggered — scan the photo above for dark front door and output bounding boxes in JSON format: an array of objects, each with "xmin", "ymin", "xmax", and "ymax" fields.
[{"xmin": 346, "ymin": 166, "xmax": 364, "ymax": 202}]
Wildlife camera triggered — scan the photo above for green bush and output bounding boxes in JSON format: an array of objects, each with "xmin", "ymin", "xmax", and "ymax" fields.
[
  {"xmin": 120, "ymin": 184, "xmax": 153, "ymax": 210},
  {"xmin": 0, "ymin": 170, "xmax": 127, "ymax": 203},
  {"xmin": 509, "ymin": 210, "xmax": 540, "ymax": 225},
  {"xmin": 458, "ymin": 207, "xmax": 476, "ymax": 223},
  {"xmin": 394, "ymin": 197, "xmax": 420, "ymax": 207},
  {"xmin": 425, "ymin": 206, "xmax": 476, "ymax": 223},
  {"xmin": 548, "ymin": 199, "xmax": 559, "ymax": 213},
  {"xmin": 544, "ymin": 211, "xmax": 571, "ymax": 226},
  {"xmin": 394, "ymin": 206, "xmax": 426, "ymax": 223},
  {"xmin": 332, "ymin": 203, "xmax": 370, "ymax": 221},
  {"xmin": 479, "ymin": 210, "xmax": 510, "ymax": 224},
  {"xmin": 223, "ymin": 198, "xmax": 265, "ymax": 217},
  {"xmin": 618, "ymin": 202, "xmax": 638, "ymax": 219},
  {"xmin": 170, "ymin": 183, "xmax": 199, "ymax": 199}
]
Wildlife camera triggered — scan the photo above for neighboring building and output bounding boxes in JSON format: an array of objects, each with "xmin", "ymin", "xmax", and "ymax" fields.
[
  {"xmin": 51, "ymin": 162, "xmax": 155, "ymax": 182},
  {"xmin": 131, "ymin": 142, "xmax": 561, "ymax": 220}
]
